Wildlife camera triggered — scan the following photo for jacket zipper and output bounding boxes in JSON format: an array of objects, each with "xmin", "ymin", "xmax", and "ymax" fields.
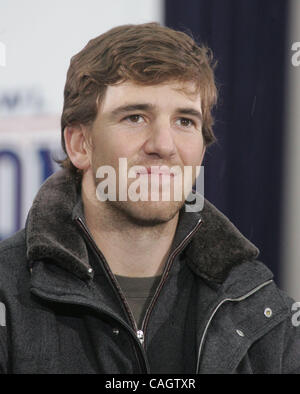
[
  {"xmin": 76, "ymin": 216, "xmax": 202, "ymax": 351},
  {"xmin": 141, "ymin": 218, "xmax": 203, "ymax": 343},
  {"xmin": 75, "ymin": 217, "xmax": 137, "ymax": 328},
  {"xmin": 195, "ymin": 278, "xmax": 274, "ymax": 374},
  {"xmin": 75, "ymin": 216, "xmax": 150, "ymax": 372}
]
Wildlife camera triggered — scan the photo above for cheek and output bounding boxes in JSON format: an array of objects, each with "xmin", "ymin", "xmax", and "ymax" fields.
[
  {"xmin": 91, "ymin": 133, "xmax": 139, "ymax": 168},
  {"xmin": 178, "ymin": 135, "xmax": 205, "ymax": 166}
]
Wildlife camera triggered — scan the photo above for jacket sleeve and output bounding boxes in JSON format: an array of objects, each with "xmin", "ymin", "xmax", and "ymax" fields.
[
  {"xmin": 0, "ymin": 326, "xmax": 8, "ymax": 374},
  {"xmin": 0, "ymin": 298, "xmax": 8, "ymax": 373}
]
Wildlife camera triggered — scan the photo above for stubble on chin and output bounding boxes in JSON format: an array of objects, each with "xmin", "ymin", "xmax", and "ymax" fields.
[
  {"xmin": 103, "ymin": 199, "xmax": 184, "ymax": 228},
  {"xmin": 91, "ymin": 162, "xmax": 189, "ymax": 228}
]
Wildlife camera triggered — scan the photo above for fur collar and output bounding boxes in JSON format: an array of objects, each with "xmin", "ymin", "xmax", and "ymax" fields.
[
  {"xmin": 184, "ymin": 199, "xmax": 259, "ymax": 283},
  {"xmin": 26, "ymin": 170, "xmax": 259, "ymax": 283}
]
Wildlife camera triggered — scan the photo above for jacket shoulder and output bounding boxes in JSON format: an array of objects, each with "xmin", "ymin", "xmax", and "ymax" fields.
[
  {"xmin": 0, "ymin": 229, "xmax": 28, "ymax": 283},
  {"xmin": 0, "ymin": 229, "xmax": 25, "ymax": 250}
]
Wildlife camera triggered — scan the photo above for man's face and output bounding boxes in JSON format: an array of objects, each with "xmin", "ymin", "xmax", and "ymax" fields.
[{"xmin": 84, "ymin": 79, "xmax": 205, "ymax": 225}]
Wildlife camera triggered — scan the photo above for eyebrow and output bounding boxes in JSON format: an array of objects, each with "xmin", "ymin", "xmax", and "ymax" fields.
[
  {"xmin": 176, "ymin": 108, "xmax": 203, "ymax": 123},
  {"xmin": 111, "ymin": 104, "xmax": 155, "ymax": 117},
  {"xmin": 110, "ymin": 103, "xmax": 202, "ymax": 123}
]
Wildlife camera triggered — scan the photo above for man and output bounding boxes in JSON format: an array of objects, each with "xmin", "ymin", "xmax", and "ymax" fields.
[{"xmin": 0, "ymin": 22, "xmax": 299, "ymax": 374}]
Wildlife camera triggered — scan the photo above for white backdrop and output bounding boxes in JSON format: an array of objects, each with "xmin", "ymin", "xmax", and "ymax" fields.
[{"xmin": 0, "ymin": 0, "xmax": 163, "ymax": 114}]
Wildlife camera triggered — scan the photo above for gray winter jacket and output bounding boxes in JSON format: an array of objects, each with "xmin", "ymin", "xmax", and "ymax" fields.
[{"xmin": 0, "ymin": 170, "xmax": 299, "ymax": 374}]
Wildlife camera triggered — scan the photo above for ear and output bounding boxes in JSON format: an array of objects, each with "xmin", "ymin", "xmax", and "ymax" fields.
[{"xmin": 64, "ymin": 125, "xmax": 91, "ymax": 170}]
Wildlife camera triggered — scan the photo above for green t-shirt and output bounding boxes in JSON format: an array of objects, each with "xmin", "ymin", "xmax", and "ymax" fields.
[{"xmin": 115, "ymin": 275, "xmax": 161, "ymax": 329}]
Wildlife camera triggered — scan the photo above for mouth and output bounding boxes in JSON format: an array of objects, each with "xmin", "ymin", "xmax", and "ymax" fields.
[{"xmin": 135, "ymin": 165, "xmax": 178, "ymax": 177}]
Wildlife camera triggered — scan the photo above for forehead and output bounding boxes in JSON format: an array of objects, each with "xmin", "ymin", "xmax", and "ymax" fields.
[{"xmin": 100, "ymin": 80, "xmax": 201, "ymax": 113}]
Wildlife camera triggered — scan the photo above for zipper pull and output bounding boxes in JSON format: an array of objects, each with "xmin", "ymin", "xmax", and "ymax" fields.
[{"xmin": 137, "ymin": 330, "xmax": 144, "ymax": 345}]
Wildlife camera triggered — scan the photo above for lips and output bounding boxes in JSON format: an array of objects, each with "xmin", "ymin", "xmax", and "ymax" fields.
[{"xmin": 135, "ymin": 165, "xmax": 176, "ymax": 176}]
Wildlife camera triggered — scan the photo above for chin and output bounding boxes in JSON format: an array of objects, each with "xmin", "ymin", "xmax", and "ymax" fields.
[{"xmin": 109, "ymin": 200, "xmax": 184, "ymax": 227}]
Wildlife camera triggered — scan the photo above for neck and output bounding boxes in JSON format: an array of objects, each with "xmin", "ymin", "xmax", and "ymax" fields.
[{"xmin": 81, "ymin": 171, "xmax": 179, "ymax": 277}]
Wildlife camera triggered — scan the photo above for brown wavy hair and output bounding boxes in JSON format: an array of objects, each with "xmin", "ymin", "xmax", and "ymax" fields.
[{"xmin": 59, "ymin": 22, "xmax": 218, "ymax": 176}]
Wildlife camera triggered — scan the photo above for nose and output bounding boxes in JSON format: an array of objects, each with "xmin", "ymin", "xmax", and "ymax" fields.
[{"xmin": 142, "ymin": 120, "xmax": 177, "ymax": 159}]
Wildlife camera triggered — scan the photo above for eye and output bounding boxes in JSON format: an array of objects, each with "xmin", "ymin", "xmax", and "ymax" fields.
[
  {"xmin": 176, "ymin": 117, "xmax": 195, "ymax": 128},
  {"xmin": 124, "ymin": 114, "xmax": 145, "ymax": 124}
]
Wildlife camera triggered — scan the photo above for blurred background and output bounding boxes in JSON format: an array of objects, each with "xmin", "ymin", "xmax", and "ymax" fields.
[{"xmin": 0, "ymin": 0, "xmax": 299, "ymax": 300}]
